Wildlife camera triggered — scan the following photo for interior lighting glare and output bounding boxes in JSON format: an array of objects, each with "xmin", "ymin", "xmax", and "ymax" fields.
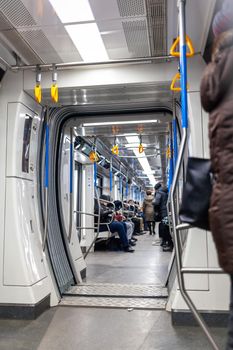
[
  {"xmin": 48, "ymin": 0, "xmax": 94, "ymax": 23},
  {"xmin": 125, "ymin": 143, "xmax": 148, "ymax": 148},
  {"xmin": 83, "ymin": 120, "xmax": 158, "ymax": 126},
  {"xmin": 126, "ymin": 136, "xmax": 156, "ymax": 186},
  {"xmin": 65, "ymin": 23, "xmax": 108, "ymax": 62}
]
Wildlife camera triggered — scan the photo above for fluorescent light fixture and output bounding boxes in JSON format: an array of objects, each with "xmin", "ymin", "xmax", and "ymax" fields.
[
  {"xmin": 126, "ymin": 136, "xmax": 156, "ymax": 186},
  {"xmin": 125, "ymin": 143, "xmax": 148, "ymax": 148},
  {"xmin": 142, "ymin": 171, "xmax": 155, "ymax": 175},
  {"xmin": 65, "ymin": 23, "xmax": 108, "ymax": 62},
  {"xmin": 83, "ymin": 120, "xmax": 158, "ymax": 126},
  {"xmin": 48, "ymin": 0, "xmax": 94, "ymax": 23},
  {"xmin": 75, "ymin": 143, "xmax": 82, "ymax": 150},
  {"xmin": 126, "ymin": 136, "xmax": 141, "ymax": 144},
  {"xmin": 81, "ymin": 146, "xmax": 87, "ymax": 151}
]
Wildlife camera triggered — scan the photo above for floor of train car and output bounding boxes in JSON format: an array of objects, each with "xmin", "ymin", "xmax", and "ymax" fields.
[
  {"xmin": 85, "ymin": 231, "xmax": 170, "ymax": 285},
  {"xmin": 61, "ymin": 232, "xmax": 170, "ymax": 308},
  {"xmin": 0, "ymin": 305, "xmax": 227, "ymax": 350},
  {"xmin": 0, "ymin": 233, "xmax": 227, "ymax": 349}
]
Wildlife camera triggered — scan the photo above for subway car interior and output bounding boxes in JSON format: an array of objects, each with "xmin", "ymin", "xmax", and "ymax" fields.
[{"xmin": 0, "ymin": 0, "xmax": 230, "ymax": 349}]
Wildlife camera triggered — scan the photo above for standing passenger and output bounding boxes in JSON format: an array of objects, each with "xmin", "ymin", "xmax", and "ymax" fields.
[
  {"xmin": 143, "ymin": 190, "xmax": 155, "ymax": 235},
  {"xmin": 200, "ymin": 3, "xmax": 233, "ymax": 347},
  {"xmin": 154, "ymin": 184, "xmax": 173, "ymax": 251}
]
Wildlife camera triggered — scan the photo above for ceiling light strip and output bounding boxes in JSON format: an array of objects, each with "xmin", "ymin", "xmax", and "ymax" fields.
[
  {"xmin": 48, "ymin": 0, "xmax": 94, "ymax": 23},
  {"xmin": 83, "ymin": 120, "xmax": 158, "ymax": 126},
  {"xmin": 65, "ymin": 23, "xmax": 108, "ymax": 62},
  {"xmin": 126, "ymin": 136, "xmax": 156, "ymax": 186}
]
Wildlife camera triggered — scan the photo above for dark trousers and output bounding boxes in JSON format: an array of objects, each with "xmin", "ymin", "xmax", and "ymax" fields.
[
  {"xmin": 131, "ymin": 217, "xmax": 141, "ymax": 234},
  {"xmin": 146, "ymin": 221, "xmax": 155, "ymax": 234},
  {"xmin": 226, "ymin": 275, "xmax": 233, "ymax": 349},
  {"xmin": 159, "ymin": 222, "xmax": 173, "ymax": 246},
  {"xmin": 109, "ymin": 221, "xmax": 129, "ymax": 248}
]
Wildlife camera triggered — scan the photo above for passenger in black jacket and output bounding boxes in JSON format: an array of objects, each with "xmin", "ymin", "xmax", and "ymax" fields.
[
  {"xmin": 154, "ymin": 184, "xmax": 173, "ymax": 252},
  {"xmin": 154, "ymin": 186, "xmax": 168, "ymax": 219}
]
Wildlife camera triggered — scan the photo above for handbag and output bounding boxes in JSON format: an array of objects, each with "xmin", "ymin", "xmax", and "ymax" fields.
[
  {"xmin": 179, "ymin": 157, "xmax": 212, "ymax": 230},
  {"xmin": 154, "ymin": 211, "xmax": 161, "ymax": 222}
]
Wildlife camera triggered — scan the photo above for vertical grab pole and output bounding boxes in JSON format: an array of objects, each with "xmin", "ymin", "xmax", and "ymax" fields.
[
  {"xmin": 43, "ymin": 109, "xmax": 49, "ymax": 251},
  {"xmin": 170, "ymin": 2, "xmax": 220, "ymax": 349},
  {"xmin": 168, "ymin": 125, "xmax": 174, "ymax": 191},
  {"xmin": 125, "ymin": 178, "xmax": 128, "ymax": 201},
  {"xmin": 84, "ymin": 161, "xmax": 100, "ymax": 259},
  {"xmin": 94, "ymin": 162, "xmax": 97, "ymax": 189},
  {"xmin": 173, "ymin": 99, "xmax": 178, "ymax": 168},
  {"xmin": 68, "ymin": 128, "xmax": 73, "ymax": 243},
  {"xmin": 110, "ymin": 158, "xmax": 113, "ymax": 197}
]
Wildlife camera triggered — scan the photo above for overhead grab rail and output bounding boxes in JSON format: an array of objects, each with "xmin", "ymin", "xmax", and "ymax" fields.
[{"xmin": 170, "ymin": 2, "xmax": 222, "ymax": 350}]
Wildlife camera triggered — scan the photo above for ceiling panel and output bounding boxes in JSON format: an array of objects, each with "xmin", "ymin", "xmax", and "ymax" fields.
[
  {"xmin": 0, "ymin": 0, "xmax": 168, "ymax": 65},
  {"xmin": 18, "ymin": 27, "xmax": 62, "ymax": 63},
  {"xmin": 147, "ymin": 0, "xmax": 167, "ymax": 56},
  {"xmin": 0, "ymin": 0, "xmax": 36, "ymax": 27},
  {"xmin": 117, "ymin": 0, "xmax": 146, "ymax": 17},
  {"xmin": 122, "ymin": 19, "xmax": 150, "ymax": 57}
]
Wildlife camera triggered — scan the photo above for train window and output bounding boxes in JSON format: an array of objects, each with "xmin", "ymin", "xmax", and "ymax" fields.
[
  {"xmin": 96, "ymin": 175, "xmax": 103, "ymax": 197},
  {"xmin": 22, "ymin": 114, "xmax": 33, "ymax": 173}
]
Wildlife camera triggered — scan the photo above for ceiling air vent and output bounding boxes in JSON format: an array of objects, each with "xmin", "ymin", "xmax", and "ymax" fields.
[
  {"xmin": 117, "ymin": 0, "xmax": 146, "ymax": 17},
  {"xmin": 0, "ymin": 0, "xmax": 36, "ymax": 27},
  {"xmin": 18, "ymin": 28, "xmax": 62, "ymax": 63},
  {"xmin": 122, "ymin": 19, "xmax": 150, "ymax": 57},
  {"xmin": 146, "ymin": 0, "xmax": 167, "ymax": 56}
]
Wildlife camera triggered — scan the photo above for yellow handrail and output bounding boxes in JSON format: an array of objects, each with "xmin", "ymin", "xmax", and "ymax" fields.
[
  {"xmin": 51, "ymin": 83, "xmax": 59, "ymax": 103},
  {"xmin": 170, "ymin": 35, "xmax": 195, "ymax": 58},
  {"xmin": 170, "ymin": 72, "xmax": 181, "ymax": 91},
  {"xmin": 111, "ymin": 144, "xmax": 119, "ymax": 155},
  {"xmin": 34, "ymin": 84, "xmax": 42, "ymax": 103}
]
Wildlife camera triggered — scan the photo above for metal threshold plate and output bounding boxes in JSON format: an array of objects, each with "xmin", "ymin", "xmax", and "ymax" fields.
[
  {"xmin": 61, "ymin": 283, "xmax": 167, "ymax": 310},
  {"xmin": 63, "ymin": 283, "xmax": 168, "ymax": 298},
  {"xmin": 60, "ymin": 296, "xmax": 166, "ymax": 310}
]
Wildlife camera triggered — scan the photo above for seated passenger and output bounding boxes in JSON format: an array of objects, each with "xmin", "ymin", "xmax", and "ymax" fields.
[
  {"xmin": 128, "ymin": 199, "xmax": 144, "ymax": 235},
  {"xmin": 114, "ymin": 211, "xmax": 136, "ymax": 245},
  {"xmin": 108, "ymin": 220, "xmax": 135, "ymax": 252},
  {"xmin": 95, "ymin": 197, "xmax": 134, "ymax": 253}
]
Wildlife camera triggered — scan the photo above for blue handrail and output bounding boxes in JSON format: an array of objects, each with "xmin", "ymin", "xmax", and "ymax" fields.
[
  {"xmin": 94, "ymin": 162, "xmax": 97, "ymax": 188},
  {"xmin": 110, "ymin": 166, "xmax": 113, "ymax": 193},
  {"xmin": 173, "ymin": 118, "xmax": 178, "ymax": 167},
  {"xmin": 180, "ymin": 44, "xmax": 188, "ymax": 129}
]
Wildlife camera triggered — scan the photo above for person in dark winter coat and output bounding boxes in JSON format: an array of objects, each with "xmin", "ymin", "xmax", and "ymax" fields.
[
  {"xmin": 143, "ymin": 190, "xmax": 155, "ymax": 235},
  {"xmin": 200, "ymin": 10, "xmax": 233, "ymax": 347},
  {"xmin": 153, "ymin": 185, "xmax": 173, "ymax": 251}
]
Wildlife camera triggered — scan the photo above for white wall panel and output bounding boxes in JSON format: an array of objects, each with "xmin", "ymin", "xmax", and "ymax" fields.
[
  {"xmin": 0, "ymin": 71, "xmax": 59, "ymax": 305},
  {"xmin": 4, "ymin": 178, "xmax": 47, "ymax": 286}
]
